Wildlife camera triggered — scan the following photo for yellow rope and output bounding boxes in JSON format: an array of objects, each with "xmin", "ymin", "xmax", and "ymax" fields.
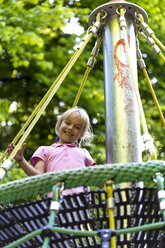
[
  {"xmin": 136, "ymin": 13, "xmax": 165, "ymax": 63},
  {"xmin": 72, "ymin": 67, "xmax": 91, "ymax": 108},
  {"xmin": 151, "ymin": 33, "xmax": 165, "ymax": 52},
  {"xmin": 137, "ymin": 30, "xmax": 147, "ymax": 40},
  {"xmin": 137, "ymin": 13, "xmax": 165, "ymax": 52},
  {"xmin": 149, "ymin": 40, "xmax": 165, "ymax": 63},
  {"xmin": 142, "ymin": 68, "xmax": 165, "ymax": 128},
  {"xmin": 158, "ymin": 52, "xmax": 165, "ymax": 63},
  {"xmin": 106, "ymin": 181, "xmax": 116, "ymax": 248},
  {"xmin": 136, "ymin": 39, "xmax": 165, "ymax": 129},
  {"xmin": 73, "ymin": 36, "xmax": 103, "ymax": 107}
]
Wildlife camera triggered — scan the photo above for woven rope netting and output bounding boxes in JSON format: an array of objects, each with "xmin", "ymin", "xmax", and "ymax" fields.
[
  {"xmin": 1, "ymin": 160, "xmax": 165, "ymax": 204},
  {"xmin": 0, "ymin": 160, "xmax": 165, "ymax": 247}
]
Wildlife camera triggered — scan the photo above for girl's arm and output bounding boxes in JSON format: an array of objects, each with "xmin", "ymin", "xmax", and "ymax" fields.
[
  {"xmin": 7, "ymin": 143, "xmax": 45, "ymax": 176},
  {"xmin": 18, "ymin": 157, "xmax": 45, "ymax": 176}
]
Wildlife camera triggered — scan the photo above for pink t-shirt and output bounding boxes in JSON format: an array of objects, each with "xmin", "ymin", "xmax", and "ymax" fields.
[{"xmin": 30, "ymin": 143, "xmax": 95, "ymax": 196}]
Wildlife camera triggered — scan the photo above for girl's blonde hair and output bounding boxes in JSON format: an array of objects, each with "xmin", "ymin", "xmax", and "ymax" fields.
[{"xmin": 55, "ymin": 107, "xmax": 93, "ymax": 145}]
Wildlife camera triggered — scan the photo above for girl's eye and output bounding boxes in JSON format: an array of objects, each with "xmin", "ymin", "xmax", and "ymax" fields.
[
  {"xmin": 75, "ymin": 126, "xmax": 80, "ymax": 130},
  {"xmin": 65, "ymin": 121, "xmax": 70, "ymax": 125}
]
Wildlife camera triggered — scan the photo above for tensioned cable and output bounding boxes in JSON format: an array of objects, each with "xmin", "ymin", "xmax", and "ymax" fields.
[
  {"xmin": 72, "ymin": 67, "xmax": 91, "ymax": 108},
  {"xmin": 72, "ymin": 10, "xmax": 106, "ymax": 107},
  {"xmin": 151, "ymin": 34, "xmax": 165, "ymax": 52},
  {"xmin": 72, "ymin": 36, "xmax": 103, "ymax": 107},
  {"xmin": 136, "ymin": 14, "xmax": 165, "ymax": 63},
  {"xmin": 142, "ymin": 68, "xmax": 165, "ymax": 128},
  {"xmin": 106, "ymin": 181, "xmax": 116, "ymax": 248},
  {"xmin": 136, "ymin": 40, "xmax": 165, "ymax": 127},
  {"xmin": 137, "ymin": 13, "xmax": 165, "ymax": 52}
]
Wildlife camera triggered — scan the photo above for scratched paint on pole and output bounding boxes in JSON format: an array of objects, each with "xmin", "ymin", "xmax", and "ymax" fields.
[
  {"xmin": 114, "ymin": 35, "xmax": 135, "ymax": 116},
  {"xmin": 113, "ymin": 35, "xmax": 139, "ymax": 161}
]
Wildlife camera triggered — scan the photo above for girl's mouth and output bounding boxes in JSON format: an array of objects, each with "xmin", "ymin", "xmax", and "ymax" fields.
[{"xmin": 65, "ymin": 131, "xmax": 73, "ymax": 136}]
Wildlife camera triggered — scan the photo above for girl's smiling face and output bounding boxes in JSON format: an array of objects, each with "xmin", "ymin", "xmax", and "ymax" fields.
[{"xmin": 59, "ymin": 115, "xmax": 83, "ymax": 144}]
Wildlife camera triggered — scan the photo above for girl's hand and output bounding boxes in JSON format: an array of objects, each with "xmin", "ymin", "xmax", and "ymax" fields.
[{"xmin": 7, "ymin": 142, "xmax": 26, "ymax": 162}]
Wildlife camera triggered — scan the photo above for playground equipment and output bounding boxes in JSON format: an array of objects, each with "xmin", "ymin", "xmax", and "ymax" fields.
[
  {"xmin": 1, "ymin": 162, "xmax": 165, "ymax": 247},
  {"xmin": 0, "ymin": 0, "xmax": 165, "ymax": 247}
]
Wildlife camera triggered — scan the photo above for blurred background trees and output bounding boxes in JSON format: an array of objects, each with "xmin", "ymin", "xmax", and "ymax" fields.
[{"xmin": 0, "ymin": 0, "xmax": 164, "ymax": 183}]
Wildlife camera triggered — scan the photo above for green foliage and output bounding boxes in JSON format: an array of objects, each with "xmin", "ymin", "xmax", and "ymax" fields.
[
  {"xmin": 0, "ymin": 0, "xmax": 73, "ymax": 69},
  {"xmin": 0, "ymin": 0, "xmax": 164, "ymax": 188}
]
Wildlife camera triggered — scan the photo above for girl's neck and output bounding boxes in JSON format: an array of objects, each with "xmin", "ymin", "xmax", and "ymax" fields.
[{"xmin": 56, "ymin": 137, "xmax": 81, "ymax": 147}]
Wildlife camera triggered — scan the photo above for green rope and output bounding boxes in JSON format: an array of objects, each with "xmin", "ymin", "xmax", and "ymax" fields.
[
  {"xmin": 116, "ymin": 221, "xmax": 165, "ymax": 235},
  {"xmin": 4, "ymin": 229, "xmax": 42, "ymax": 248},
  {"xmin": 42, "ymin": 185, "xmax": 59, "ymax": 248},
  {"xmin": 4, "ymin": 227, "xmax": 97, "ymax": 248},
  {"xmin": 4, "ymin": 221, "xmax": 165, "ymax": 248},
  {"xmin": 0, "ymin": 160, "xmax": 165, "ymax": 204},
  {"xmin": 154, "ymin": 173, "xmax": 165, "ymax": 220}
]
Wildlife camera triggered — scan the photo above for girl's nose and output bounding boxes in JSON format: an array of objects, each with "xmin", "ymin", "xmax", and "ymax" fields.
[{"xmin": 67, "ymin": 125, "xmax": 73, "ymax": 130}]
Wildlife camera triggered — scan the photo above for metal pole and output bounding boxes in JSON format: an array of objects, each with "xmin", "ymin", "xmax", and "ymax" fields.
[
  {"xmin": 89, "ymin": 2, "xmax": 148, "ymax": 245},
  {"xmin": 103, "ymin": 8, "xmax": 140, "ymax": 164},
  {"xmin": 89, "ymin": 0, "xmax": 148, "ymax": 164}
]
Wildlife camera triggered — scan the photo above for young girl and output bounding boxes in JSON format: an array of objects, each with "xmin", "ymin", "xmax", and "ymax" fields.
[
  {"xmin": 7, "ymin": 107, "xmax": 96, "ymax": 195},
  {"xmin": 7, "ymin": 107, "xmax": 96, "ymax": 247}
]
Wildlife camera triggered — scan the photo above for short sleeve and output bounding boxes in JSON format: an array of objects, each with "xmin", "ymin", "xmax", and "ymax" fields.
[
  {"xmin": 30, "ymin": 146, "xmax": 47, "ymax": 166},
  {"xmin": 83, "ymin": 148, "xmax": 96, "ymax": 167}
]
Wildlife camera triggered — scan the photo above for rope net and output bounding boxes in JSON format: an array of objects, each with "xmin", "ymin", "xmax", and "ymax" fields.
[
  {"xmin": 0, "ymin": 161, "xmax": 165, "ymax": 247},
  {"xmin": 0, "ymin": 160, "xmax": 165, "ymax": 204},
  {"xmin": 0, "ymin": 188, "xmax": 163, "ymax": 247}
]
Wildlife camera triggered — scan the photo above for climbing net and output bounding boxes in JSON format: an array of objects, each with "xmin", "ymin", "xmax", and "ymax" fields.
[
  {"xmin": 1, "ymin": 161, "xmax": 165, "ymax": 247},
  {"xmin": 0, "ymin": 188, "xmax": 164, "ymax": 247}
]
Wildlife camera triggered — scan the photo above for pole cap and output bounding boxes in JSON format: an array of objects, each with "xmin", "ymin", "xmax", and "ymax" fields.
[{"xmin": 88, "ymin": 1, "xmax": 148, "ymax": 28}]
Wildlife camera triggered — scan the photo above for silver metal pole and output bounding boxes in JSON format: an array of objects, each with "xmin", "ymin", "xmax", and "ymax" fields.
[{"xmin": 89, "ymin": 1, "xmax": 148, "ymax": 164}]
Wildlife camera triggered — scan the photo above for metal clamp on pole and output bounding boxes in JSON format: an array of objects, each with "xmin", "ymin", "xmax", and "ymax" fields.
[
  {"xmin": 98, "ymin": 229, "xmax": 116, "ymax": 248},
  {"xmin": 87, "ymin": 36, "xmax": 102, "ymax": 68},
  {"xmin": 136, "ymin": 40, "xmax": 146, "ymax": 70},
  {"xmin": 146, "ymin": 37, "xmax": 161, "ymax": 55}
]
